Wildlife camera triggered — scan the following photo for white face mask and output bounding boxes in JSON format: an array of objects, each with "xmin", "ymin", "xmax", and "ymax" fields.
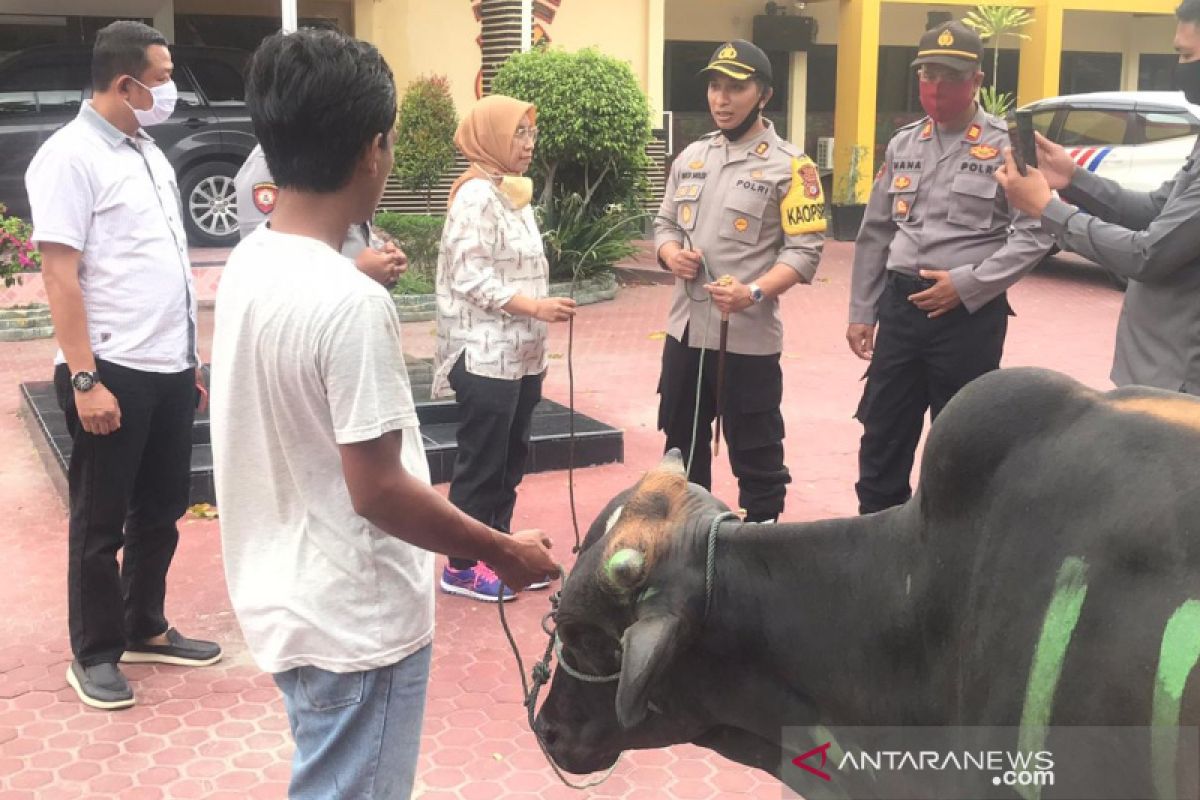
[{"xmin": 125, "ymin": 77, "xmax": 177, "ymax": 127}]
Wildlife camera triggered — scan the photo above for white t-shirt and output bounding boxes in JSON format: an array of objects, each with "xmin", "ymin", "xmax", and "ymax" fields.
[
  {"xmin": 210, "ymin": 226, "xmax": 434, "ymax": 674},
  {"xmin": 25, "ymin": 102, "xmax": 197, "ymax": 373}
]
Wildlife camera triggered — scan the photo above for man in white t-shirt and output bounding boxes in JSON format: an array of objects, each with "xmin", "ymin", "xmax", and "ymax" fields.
[
  {"xmin": 26, "ymin": 20, "xmax": 221, "ymax": 711},
  {"xmin": 210, "ymin": 30, "xmax": 557, "ymax": 800}
]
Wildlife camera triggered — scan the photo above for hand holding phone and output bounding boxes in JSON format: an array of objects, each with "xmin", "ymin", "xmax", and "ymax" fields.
[{"xmin": 1005, "ymin": 110, "xmax": 1038, "ymax": 177}]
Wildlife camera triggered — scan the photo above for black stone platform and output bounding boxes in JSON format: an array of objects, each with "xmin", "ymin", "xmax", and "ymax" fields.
[{"xmin": 19, "ymin": 362, "xmax": 622, "ymax": 506}]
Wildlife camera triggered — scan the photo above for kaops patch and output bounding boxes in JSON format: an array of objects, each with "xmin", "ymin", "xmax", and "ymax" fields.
[
  {"xmin": 781, "ymin": 155, "xmax": 827, "ymax": 235},
  {"xmin": 894, "ymin": 197, "xmax": 911, "ymax": 218},
  {"xmin": 680, "ymin": 204, "xmax": 694, "ymax": 226},
  {"xmin": 252, "ymin": 182, "xmax": 278, "ymax": 215}
]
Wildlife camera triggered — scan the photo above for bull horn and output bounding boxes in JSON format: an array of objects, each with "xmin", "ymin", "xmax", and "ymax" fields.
[
  {"xmin": 658, "ymin": 448, "xmax": 687, "ymax": 477},
  {"xmin": 605, "ymin": 548, "xmax": 646, "ymax": 591}
]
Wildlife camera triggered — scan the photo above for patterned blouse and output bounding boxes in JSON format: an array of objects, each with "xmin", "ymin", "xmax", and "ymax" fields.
[{"xmin": 431, "ymin": 178, "xmax": 550, "ymax": 398}]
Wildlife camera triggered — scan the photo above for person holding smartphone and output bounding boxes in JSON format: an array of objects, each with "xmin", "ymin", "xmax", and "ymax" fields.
[
  {"xmin": 847, "ymin": 21, "xmax": 1054, "ymax": 515},
  {"xmin": 997, "ymin": 0, "xmax": 1200, "ymax": 396}
]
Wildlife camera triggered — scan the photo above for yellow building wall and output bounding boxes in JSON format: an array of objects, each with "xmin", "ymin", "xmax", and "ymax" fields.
[{"xmin": 353, "ymin": 0, "xmax": 480, "ymax": 114}]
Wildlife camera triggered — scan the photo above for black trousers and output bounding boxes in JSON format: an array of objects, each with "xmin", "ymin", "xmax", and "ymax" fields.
[
  {"xmin": 53, "ymin": 360, "xmax": 195, "ymax": 666},
  {"xmin": 854, "ymin": 273, "xmax": 1009, "ymax": 515},
  {"xmin": 657, "ymin": 329, "xmax": 791, "ymax": 522},
  {"xmin": 446, "ymin": 356, "xmax": 544, "ymax": 569}
]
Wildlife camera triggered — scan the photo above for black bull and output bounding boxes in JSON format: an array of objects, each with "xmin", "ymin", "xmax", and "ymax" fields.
[{"xmin": 533, "ymin": 368, "xmax": 1200, "ymax": 794}]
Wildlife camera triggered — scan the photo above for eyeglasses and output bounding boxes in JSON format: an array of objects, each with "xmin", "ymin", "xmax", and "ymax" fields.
[
  {"xmin": 917, "ymin": 66, "xmax": 972, "ymax": 83},
  {"xmin": 514, "ymin": 126, "xmax": 540, "ymax": 143}
]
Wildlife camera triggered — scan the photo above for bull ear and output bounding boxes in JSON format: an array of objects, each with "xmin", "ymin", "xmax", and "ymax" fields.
[{"xmin": 615, "ymin": 613, "xmax": 687, "ymax": 729}]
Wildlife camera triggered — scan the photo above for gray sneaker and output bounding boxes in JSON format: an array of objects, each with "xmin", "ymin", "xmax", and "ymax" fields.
[
  {"xmin": 65, "ymin": 660, "xmax": 135, "ymax": 710},
  {"xmin": 120, "ymin": 628, "xmax": 222, "ymax": 667}
]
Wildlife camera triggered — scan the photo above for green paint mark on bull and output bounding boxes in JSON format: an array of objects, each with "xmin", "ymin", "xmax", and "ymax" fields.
[
  {"xmin": 1017, "ymin": 556, "xmax": 1089, "ymax": 800},
  {"xmin": 1151, "ymin": 600, "xmax": 1200, "ymax": 800}
]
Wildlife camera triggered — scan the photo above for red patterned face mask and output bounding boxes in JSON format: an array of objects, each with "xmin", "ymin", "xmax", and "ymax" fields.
[{"xmin": 919, "ymin": 78, "xmax": 976, "ymax": 123}]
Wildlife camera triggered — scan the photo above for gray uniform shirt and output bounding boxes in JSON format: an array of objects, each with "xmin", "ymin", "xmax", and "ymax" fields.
[
  {"xmin": 653, "ymin": 120, "xmax": 824, "ymax": 356},
  {"xmin": 233, "ymin": 144, "xmax": 371, "ymax": 259},
  {"xmin": 1042, "ymin": 139, "xmax": 1200, "ymax": 393},
  {"xmin": 850, "ymin": 107, "xmax": 1054, "ymax": 325}
]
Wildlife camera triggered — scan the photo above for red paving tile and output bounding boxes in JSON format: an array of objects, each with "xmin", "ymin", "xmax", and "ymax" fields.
[{"xmin": 0, "ymin": 244, "xmax": 1124, "ymax": 797}]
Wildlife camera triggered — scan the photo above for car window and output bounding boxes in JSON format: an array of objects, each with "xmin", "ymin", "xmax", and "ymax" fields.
[
  {"xmin": 0, "ymin": 61, "xmax": 84, "ymax": 115},
  {"xmin": 1031, "ymin": 109, "xmax": 1056, "ymax": 136},
  {"xmin": 186, "ymin": 58, "xmax": 245, "ymax": 106},
  {"xmin": 1056, "ymin": 109, "xmax": 1131, "ymax": 146},
  {"xmin": 1139, "ymin": 111, "xmax": 1200, "ymax": 144},
  {"xmin": 173, "ymin": 68, "xmax": 202, "ymax": 110}
]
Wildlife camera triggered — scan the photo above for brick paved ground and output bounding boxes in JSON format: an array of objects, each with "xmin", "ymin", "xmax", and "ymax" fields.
[{"xmin": 0, "ymin": 242, "xmax": 1123, "ymax": 798}]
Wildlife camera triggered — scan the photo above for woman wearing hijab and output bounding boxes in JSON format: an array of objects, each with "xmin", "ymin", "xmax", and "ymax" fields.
[{"xmin": 432, "ymin": 94, "xmax": 576, "ymax": 602}]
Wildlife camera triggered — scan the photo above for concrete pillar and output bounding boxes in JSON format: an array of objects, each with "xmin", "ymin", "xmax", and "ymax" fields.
[
  {"xmin": 647, "ymin": 0, "xmax": 666, "ymax": 120},
  {"xmin": 281, "ymin": 0, "xmax": 297, "ymax": 33},
  {"xmin": 788, "ymin": 50, "xmax": 808, "ymax": 151},
  {"xmin": 153, "ymin": 0, "xmax": 174, "ymax": 42},
  {"xmin": 1017, "ymin": 0, "xmax": 1064, "ymax": 106},
  {"xmin": 832, "ymin": 0, "xmax": 880, "ymax": 206},
  {"xmin": 1121, "ymin": 17, "xmax": 1141, "ymax": 90}
]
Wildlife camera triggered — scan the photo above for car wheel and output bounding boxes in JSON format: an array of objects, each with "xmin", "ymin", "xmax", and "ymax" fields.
[{"xmin": 180, "ymin": 162, "xmax": 239, "ymax": 247}]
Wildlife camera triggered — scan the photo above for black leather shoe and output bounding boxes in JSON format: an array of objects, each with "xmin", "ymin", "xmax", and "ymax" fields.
[
  {"xmin": 121, "ymin": 627, "xmax": 222, "ymax": 667},
  {"xmin": 66, "ymin": 660, "xmax": 135, "ymax": 710}
]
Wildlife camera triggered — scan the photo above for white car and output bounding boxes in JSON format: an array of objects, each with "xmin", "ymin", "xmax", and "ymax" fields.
[
  {"xmin": 1019, "ymin": 91, "xmax": 1200, "ymax": 286},
  {"xmin": 1022, "ymin": 91, "xmax": 1200, "ymax": 192}
]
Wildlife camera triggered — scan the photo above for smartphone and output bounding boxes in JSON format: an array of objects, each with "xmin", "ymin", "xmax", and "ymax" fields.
[{"xmin": 1005, "ymin": 110, "xmax": 1038, "ymax": 176}]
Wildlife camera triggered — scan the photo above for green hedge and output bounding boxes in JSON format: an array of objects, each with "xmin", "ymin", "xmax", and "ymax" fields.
[{"xmin": 373, "ymin": 212, "xmax": 444, "ymax": 295}]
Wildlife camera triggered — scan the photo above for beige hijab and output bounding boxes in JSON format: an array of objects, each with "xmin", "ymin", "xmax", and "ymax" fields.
[{"xmin": 447, "ymin": 94, "xmax": 536, "ymax": 207}]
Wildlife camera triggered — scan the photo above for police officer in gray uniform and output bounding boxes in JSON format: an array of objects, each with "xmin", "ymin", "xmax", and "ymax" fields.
[
  {"xmin": 234, "ymin": 143, "xmax": 406, "ymax": 283},
  {"xmin": 655, "ymin": 40, "xmax": 825, "ymax": 523},
  {"xmin": 998, "ymin": 0, "xmax": 1200, "ymax": 396},
  {"xmin": 848, "ymin": 21, "xmax": 1053, "ymax": 515}
]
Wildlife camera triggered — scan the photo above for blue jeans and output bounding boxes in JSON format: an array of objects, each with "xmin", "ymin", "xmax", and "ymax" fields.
[{"xmin": 273, "ymin": 645, "xmax": 432, "ymax": 799}]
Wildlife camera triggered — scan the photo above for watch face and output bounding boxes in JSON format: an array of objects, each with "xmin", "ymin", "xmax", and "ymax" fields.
[{"xmin": 72, "ymin": 372, "xmax": 95, "ymax": 392}]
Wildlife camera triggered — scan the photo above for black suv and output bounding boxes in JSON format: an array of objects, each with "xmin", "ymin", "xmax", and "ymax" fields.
[{"xmin": 0, "ymin": 44, "xmax": 255, "ymax": 247}]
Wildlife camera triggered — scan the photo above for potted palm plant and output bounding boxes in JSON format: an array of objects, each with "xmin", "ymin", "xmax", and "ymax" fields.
[{"xmin": 830, "ymin": 144, "xmax": 869, "ymax": 241}]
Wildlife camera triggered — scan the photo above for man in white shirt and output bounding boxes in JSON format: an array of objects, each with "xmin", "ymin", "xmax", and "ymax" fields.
[
  {"xmin": 26, "ymin": 20, "xmax": 221, "ymax": 711},
  {"xmin": 211, "ymin": 29, "xmax": 557, "ymax": 799}
]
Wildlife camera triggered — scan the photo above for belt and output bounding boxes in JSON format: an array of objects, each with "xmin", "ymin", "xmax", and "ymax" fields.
[{"xmin": 886, "ymin": 270, "xmax": 935, "ymax": 292}]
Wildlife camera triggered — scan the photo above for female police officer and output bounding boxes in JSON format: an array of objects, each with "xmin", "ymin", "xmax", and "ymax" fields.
[{"xmin": 653, "ymin": 39, "xmax": 825, "ymax": 524}]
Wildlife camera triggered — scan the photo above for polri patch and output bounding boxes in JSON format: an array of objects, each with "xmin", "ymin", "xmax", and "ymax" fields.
[
  {"xmin": 252, "ymin": 182, "xmax": 278, "ymax": 215},
  {"xmin": 969, "ymin": 144, "xmax": 999, "ymax": 160},
  {"xmin": 892, "ymin": 175, "xmax": 913, "ymax": 191}
]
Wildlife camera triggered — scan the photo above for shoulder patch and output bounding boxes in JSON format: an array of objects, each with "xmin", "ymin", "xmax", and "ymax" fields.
[
  {"xmin": 252, "ymin": 182, "xmax": 278, "ymax": 215},
  {"xmin": 753, "ymin": 141, "xmax": 771, "ymax": 158},
  {"xmin": 781, "ymin": 155, "xmax": 827, "ymax": 236}
]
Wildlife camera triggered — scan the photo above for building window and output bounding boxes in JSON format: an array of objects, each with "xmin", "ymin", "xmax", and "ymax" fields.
[
  {"xmin": 1139, "ymin": 53, "xmax": 1178, "ymax": 91},
  {"xmin": 1059, "ymin": 52, "xmax": 1122, "ymax": 95}
]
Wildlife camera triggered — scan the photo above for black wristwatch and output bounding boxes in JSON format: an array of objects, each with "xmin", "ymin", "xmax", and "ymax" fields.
[{"xmin": 71, "ymin": 370, "xmax": 100, "ymax": 392}]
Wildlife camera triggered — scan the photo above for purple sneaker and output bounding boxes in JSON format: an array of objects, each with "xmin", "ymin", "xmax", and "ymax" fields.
[{"xmin": 440, "ymin": 564, "xmax": 517, "ymax": 602}]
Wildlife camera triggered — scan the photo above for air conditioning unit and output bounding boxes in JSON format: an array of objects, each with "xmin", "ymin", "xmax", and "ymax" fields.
[{"xmin": 816, "ymin": 137, "xmax": 835, "ymax": 171}]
